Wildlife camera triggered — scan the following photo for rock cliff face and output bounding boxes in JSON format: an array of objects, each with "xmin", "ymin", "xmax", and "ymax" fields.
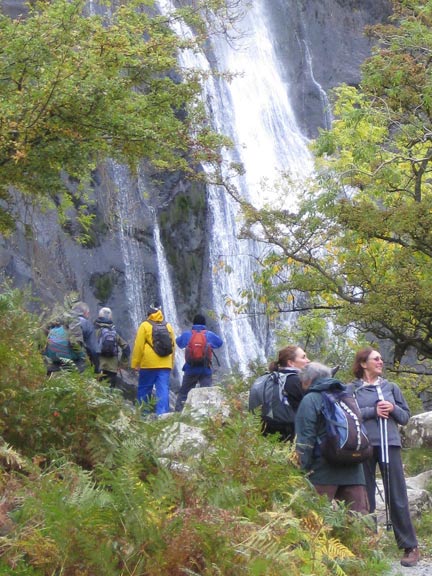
[
  {"xmin": 0, "ymin": 0, "xmax": 390, "ymax": 353},
  {"xmin": 267, "ymin": 0, "xmax": 391, "ymax": 137}
]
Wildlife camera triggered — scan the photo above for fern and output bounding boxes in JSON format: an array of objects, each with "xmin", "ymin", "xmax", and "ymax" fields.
[{"xmin": 0, "ymin": 442, "xmax": 27, "ymax": 471}]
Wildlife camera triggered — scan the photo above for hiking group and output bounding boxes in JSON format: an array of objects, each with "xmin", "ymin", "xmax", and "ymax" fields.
[
  {"xmin": 42, "ymin": 298, "xmax": 419, "ymax": 567},
  {"xmin": 250, "ymin": 345, "xmax": 419, "ymax": 568},
  {"xmin": 43, "ymin": 297, "xmax": 130, "ymax": 385},
  {"xmin": 42, "ymin": 298, "xmax": 223, "ymax": 416}
]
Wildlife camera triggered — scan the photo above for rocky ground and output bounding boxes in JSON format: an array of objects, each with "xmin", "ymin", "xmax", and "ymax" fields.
[{"xmin": 387, "ymin": 558, "xmax": 431, "ymax": 576}]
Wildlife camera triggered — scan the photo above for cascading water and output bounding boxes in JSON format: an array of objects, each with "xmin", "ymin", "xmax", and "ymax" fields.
[
  {"xmin": 109, "ymin": 161, "xmax": 147, "ymax": 331},
  {"xmin": 151, "ymin": 212, "xmax": 182, "ymax": 377},
  {"xmin": 157, "ymin": 0, "xmax": 315, "ymax": 372},
  {"xmin": 108, "ymin": 162, "xmax": 184, "ymax": 375},
  {"xmin": 209, "ymin": 2, "xmax": 313, "ymax": 204},
  {"xmin": 303, "ymin": 41, "xmax": 333, "ymax": 130}
]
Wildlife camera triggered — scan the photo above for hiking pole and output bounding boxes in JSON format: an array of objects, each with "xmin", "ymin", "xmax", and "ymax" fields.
[
  {"xmin": 374, "ymin": 478, "xmax": 386, "ymax": 504},
  {"xmin": 212, "ymin": 351, "xmax": 221, "ymax": 367},
  {"xmin": 377, "ymin": 386, "xmax": 392, "ymax": 531}
]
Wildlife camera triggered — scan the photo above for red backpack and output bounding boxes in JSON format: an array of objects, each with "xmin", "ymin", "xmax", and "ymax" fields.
[{"xmin": 185, "ymin": 329, "xmax": 212, "ymax": 367}]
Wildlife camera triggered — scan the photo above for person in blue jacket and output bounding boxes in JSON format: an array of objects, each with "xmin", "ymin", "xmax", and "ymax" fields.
[{"xmin": 175, "ymin": 314, "xmax": 223, "ymax": 411}]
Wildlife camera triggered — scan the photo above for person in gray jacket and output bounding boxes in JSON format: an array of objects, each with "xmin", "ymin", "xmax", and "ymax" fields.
[
  {"xmin": 72, "ymin": 301, "xmax": 99, "ymax": 371},
  {"xmin": 295, "ymin": 362, "xmax": 369, "ymax": 514},
  {"xmin": 351, "ymin": 346, "xmax": 419, "ymax": 568}
]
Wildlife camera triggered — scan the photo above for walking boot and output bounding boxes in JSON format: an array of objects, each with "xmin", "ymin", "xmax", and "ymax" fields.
[{"xmin": 400, "ymin": 547, "xmax": 420, "ymax": 567}]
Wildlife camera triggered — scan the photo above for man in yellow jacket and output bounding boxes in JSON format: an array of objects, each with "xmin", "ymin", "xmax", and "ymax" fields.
[{"xmin": 131, "ymin": 304, "xmax": 175, "ymax": 415}]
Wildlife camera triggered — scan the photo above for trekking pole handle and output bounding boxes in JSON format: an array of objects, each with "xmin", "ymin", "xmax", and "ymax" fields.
[{"xmin": 376, "ymin": 385, "xmax": 390, "ymax": 464}]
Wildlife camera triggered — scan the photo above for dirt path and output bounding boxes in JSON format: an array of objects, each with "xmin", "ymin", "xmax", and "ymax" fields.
[{"xmin": 386, "ymin": 559, "xmax": 431, "ymax": 576}]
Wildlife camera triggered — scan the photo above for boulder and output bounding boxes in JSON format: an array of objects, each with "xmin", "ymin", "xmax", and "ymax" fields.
[
  {"xmin": 403, "ymin": 411, "xmax": 432, "ymax": 448},
  {"xmin": 158, "ymin": 421, "xmax": 208, "ymax": 459},
  {"xmin": 182, "ymin": 386, "xmax": 231, "ymax": 420},
  {"xmin": 375, "ymin": 470, "xmax": 432, "ymax": 522}
]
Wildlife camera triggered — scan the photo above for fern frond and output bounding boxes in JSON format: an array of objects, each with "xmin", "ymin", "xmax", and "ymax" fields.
[
  {"xmin": 301, "ymin": 510, "xmax": 326, "ymax": 534},
  {"xmin": 0, "ymin": 442, "xmax": 26, "ymax": 471},
  {"xmin": 319, "ymin": 535, "xmax": 354, "ymax": 559}
]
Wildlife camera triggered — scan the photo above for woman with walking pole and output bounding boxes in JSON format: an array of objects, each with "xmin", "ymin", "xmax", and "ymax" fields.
[{"xmin": 351, "ymin": 347, "xmax": 419, "ymax": 568}]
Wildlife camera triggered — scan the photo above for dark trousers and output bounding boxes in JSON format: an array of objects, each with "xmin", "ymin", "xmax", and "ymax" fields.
[
  {"xmin": 99, "ymin": 370, "xmax": 117, "ymax": 388},
  {"xmin": 175, "ymin": 372, "xmax": 212, "ymax": 411},
  {"xmin": 261, "ymin": 418, "xmax": 295, "ymax": 442},
  {"xmin": 363, "ymin": 445, "xmax": 417, "ymax": 550},
  {"xmin": 315, "ymin": 484, "xmax": 369, "ymax": 515}
]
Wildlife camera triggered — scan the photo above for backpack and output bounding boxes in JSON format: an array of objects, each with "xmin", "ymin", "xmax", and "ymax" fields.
[
  {"xmin": 185, "ymin": 329, "xmax": 212, "ymax": 367},
  {"xmin": 318, "ymin": 389, "xmax": 372, "ymax": 465},
  {"xmin": 45, "ymin": 325, "xmax": 83, "ymax": 362},
  {"xmin": 249, "ymin": 372, "xmax": 295, "ymax": 425},
  {"xmin": 148, "ymin": 320, "xmax": 173, "ymax": 357},
  {"xmin": 98, "ymin": 327, "xmax": 118, "ymax": 358}
]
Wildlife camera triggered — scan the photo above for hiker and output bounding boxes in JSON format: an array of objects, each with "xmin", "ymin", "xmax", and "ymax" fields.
[
  {"xmin": 43, "ymin": 316, "xmax": 86, "ymax": 374},
  {"xmin": 295, "ymin": 362, "xmax": 369, "ymax": 514},
  {"xmin": 42, "ymin": 292, "xmax": 87, "ymax": 374},
  {"xmin": 254, "ymin": 345, "xmax": 310, "ymax": 441},
  {"xmin": 351, "ymin": 347, "xmax": 419, "ymax": 567},
  {"xmin": 174, "ymin": 313, "xmax": 223, "ymax": 412},
  {"xmin": 71, "ymin": 301, "xmax": 99, "ymax": 372},
  {"xmin": 131, "ymin": 304, "xmax": 175, "ymax": 415},
  {"xmin": 94, "ymin": 307, "xmax": 130, "ymax": 388},
  {"xmin": 269, "ymin": 345, "xmax": 310, "ymax": 412}
]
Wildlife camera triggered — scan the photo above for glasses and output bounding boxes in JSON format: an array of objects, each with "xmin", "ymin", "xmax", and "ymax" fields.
[{"xmin": 368, "ymin": 356, "xmax": 383, "ymax": 362}]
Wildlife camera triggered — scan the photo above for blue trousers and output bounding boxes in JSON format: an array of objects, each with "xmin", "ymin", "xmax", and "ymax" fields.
[{"xmin": 137, "ymin": 368, "xmax": 171, "ymax": 415}]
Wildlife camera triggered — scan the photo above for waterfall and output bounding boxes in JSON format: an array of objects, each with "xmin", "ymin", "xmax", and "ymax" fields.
[
  {"xmin": 303, "ymin": 40, "xmax": 333, "ymax": 130},
  {"xmin": 210, "ymin": 1, "xmax": 313, "ymax": 205},
  {"xmin": 156, "ymin": 1, "xmax": 314, "ymax": 371},
  {"xmin": 109, "ymin": 162, "xmax": 183, "ymax": 374},
  {"xmin": 151, "ymin": 213, "xmax": 183, "ymax": 377},
  {"xmin": 110, "ymin": 162, "xmax": 147, "ymax": 331}
]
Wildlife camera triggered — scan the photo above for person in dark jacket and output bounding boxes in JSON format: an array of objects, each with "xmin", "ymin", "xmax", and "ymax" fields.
[
  {"xmin": 351, "ymin": 347, "xmax": 419, "ymax": 567},
  {"xmin": 174, "ymin": 314, "xmax": 223, "ymax": 412},
  {"xmin": 259, "ymin": 345, "xmax": 310, "ymax": 440},
  {"xmin": 269, "ymin": 345, "xmax": 310, "ymax": 411},
  {"xmin": 71, "ymin": 301, "xmax": 99, "ymax": 371},
  {"xmin": 295, "ymin": 362, "xmax": 369, "ymax": 514},
  {"xmin": 94, "ymin": 307, "xmax": 130, "ymax": 388},
  {"xmin": 42, "ymin": 292, "xmax": 86, "ymax": 374}
]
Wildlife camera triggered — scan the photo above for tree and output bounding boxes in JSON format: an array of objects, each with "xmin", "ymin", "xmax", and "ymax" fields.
[
  {"xmin": 0, "ymin": 0, "xmax": 235, "ymax": 234},
  {"xmin": 240, "ymin": 0, "xmax": 432, "ymax": 371}
]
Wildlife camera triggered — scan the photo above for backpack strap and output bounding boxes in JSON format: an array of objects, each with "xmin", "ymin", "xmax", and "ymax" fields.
[{"xmin": 278, "ymin": 372, "xmax": 298, "ymax": 397}]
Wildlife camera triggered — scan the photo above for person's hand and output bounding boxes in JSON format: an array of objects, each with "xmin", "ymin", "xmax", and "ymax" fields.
[{"xmin": 376, "ymin": 400, "xmax": 394, "ymax": 419}]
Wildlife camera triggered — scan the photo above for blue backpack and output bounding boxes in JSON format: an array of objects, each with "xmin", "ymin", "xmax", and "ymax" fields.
[
  {"xmin": 45, "ymin": 325, "xmax": 83, "ymax": 362},
  {"xmin": 318, "ymin": 389, "xmax": 372, "ymax": 465}
]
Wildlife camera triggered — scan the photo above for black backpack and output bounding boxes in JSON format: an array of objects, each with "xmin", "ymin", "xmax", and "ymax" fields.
[
  {"xmin": 98, "ymin": 327, "xmax": 118, "ymax": 358},
  {"xmin": 148, "ymin": 320, "xmax": 173, "ymax": 357},
  {"xmin": 317, "ymin": 389, "xmax": 372, "ymax": 465},
  {"xmin": 249, "ymin": 372, "xmax": 295, "ymax": 425}
]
